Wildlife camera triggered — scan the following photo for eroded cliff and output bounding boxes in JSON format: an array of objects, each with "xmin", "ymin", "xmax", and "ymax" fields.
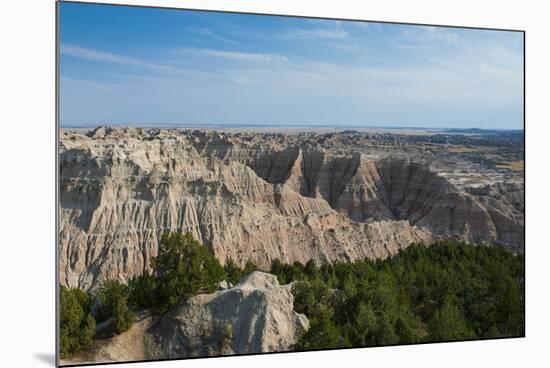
[{"xmin": 59, "ymin": 127, "xmax": 523, "ymax": 290}]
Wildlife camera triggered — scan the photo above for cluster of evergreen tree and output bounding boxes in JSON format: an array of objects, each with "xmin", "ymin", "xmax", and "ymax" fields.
[
  {"xmin": 95, "ymin": 280, "xmax": 136, "ymax": 336},
  {"xmin": 129, "ymin": 232, "xmax": 226, "ymax": 313},
  {"xmin": 59, "ymin": 287, "xmax": 96, "ymax": 358},
  {"xmin": 268, "ymin": 241, "xmax": 524, "ymax": 350},
  {"xmin": 60, "ymin": 232, "xmax": 226, "ymax": 357},
  {"xmin": 60, "ymin": 234, "xmax": 524, "ymax": 358}
]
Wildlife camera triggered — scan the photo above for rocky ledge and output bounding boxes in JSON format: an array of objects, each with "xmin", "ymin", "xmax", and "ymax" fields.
[{"xmin": 61, "ymin": 272, "xmax": 308, "ymax": 364}]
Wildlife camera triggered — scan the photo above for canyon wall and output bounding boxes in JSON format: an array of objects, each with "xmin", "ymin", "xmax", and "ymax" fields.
[{"xmin": 59, "ymin": 128, "xmax": 523, "ymax": 290}]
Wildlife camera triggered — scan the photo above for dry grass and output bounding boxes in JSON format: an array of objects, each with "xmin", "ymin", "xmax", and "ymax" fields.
[
  {"xmin": 446, "ymin": 146, "xmax": 479, "ymax": 153},
  {"xmin": 496, "ymin": 160, "xmax": 524, "ymax": 171}
]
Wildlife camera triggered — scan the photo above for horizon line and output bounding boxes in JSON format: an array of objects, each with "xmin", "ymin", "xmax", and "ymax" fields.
[{"xmin": 59, "ymin": 123, "xmax": 524, "ymax": 131}]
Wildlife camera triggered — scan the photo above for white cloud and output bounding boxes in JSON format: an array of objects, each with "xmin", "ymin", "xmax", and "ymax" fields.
[
  {"xmin": 60, "ymin": 27, "xmax": 523, "ymax": 129},
  {"xmin": 181, "ymin": 48, "xmax": 289, "ymax": 63},
  {"xmin": 186, "ymin": 26, "xmax": 243, "ymax": 46},
  {"xmin": 60, "ymin": 44, "xmax": 180, "ymax": 73},
  {"xmin": 285, "ymin": 27, "xmax": 349, "ymax": 40},
  {"xmin": 61, "ymin": 54, "xmax": 522, "ymax": 129},
  {"xmin": 61, "ymin": 45, "xmax": 140, "ymax": 64}
]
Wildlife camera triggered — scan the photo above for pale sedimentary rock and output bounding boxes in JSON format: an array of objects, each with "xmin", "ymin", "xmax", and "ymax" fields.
[
  {"xmin": 60, "ymin": 272, "xmax": 309, "ymax": 364},
  {"xmin": 59, "ymin": 127, "xmax": 523, "ymax": 290},
  {"xmin": 149, "ymin": 272, "xmax": 309, "ymax": 358}
]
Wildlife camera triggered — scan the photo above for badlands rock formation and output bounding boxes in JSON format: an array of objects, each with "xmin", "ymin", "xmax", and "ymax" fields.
[
  {"xmin": 61, "ymin": 272, "xmax": 308, "ymax": 364},
  {"xmin": 59, "ymin": 127, "xmax": 524, "ymax": 290},
  {"xmin": 149, "ymin": 272, "xmax": 309, "ymax": 358}
]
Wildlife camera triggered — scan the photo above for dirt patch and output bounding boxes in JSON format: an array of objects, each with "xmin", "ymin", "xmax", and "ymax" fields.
[{"xmin": 60, "ymin": 315, "xmax": 156, "ymax": 365}]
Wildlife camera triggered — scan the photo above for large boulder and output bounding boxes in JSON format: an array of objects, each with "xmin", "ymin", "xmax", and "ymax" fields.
[
  {"xmin": 60, "ymin": 272, "xmax": 309, "ymax": 365},
  {"xmin": 149, "ymin": 271, "xmax": 309, "ymax": 358}
]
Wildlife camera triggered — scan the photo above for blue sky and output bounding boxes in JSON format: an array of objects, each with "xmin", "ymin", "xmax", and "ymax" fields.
[{"xmin": 59, "ymin": 2, "xmax": 524, "ymax": 129}]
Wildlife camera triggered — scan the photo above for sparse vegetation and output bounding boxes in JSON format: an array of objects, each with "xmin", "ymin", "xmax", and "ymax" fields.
[
  {"xmin": 446, "ymin": 145, "xmax": 479, "ymax": 153},
  {"xmin": 95, "ymin": 280, "xmax": 135, "ymax": 336},
  {"xmin": 223, "ymin": 257, "xmax": 243, "ymax": 285},
  {"xmin": 60, "ymin": 232, "xmax": 225, "ymax": 356},
  {"xmin": 128, "ymin": 270, "xmax": 157, "ymax": 310},
  {"xmin": 136, "ymin": 232, "xmax": 226, "ymax": 313},
  {"xmin": 495, "ymin": 160, "xmax": 524, "ymax": 171},
  {"xmin": 59, "ymin": 286, "xmax": 96, "ymax": 358}
]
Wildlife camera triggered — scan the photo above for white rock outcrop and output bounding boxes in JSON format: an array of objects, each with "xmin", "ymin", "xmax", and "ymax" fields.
[
  {"xmin": 149, "ymin": 272, "xmax": 309, "ymax": 358},
  {"xmin": 59, "ymin": 128, "xmax": 431, "ymax": 290},
  {"xmin": 59, "ymin": 127, "xmax": 523, "ymax": 290},
  {"xmin": 60, "ymin": 272, "xmax": 309, "ymax": 365}
]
